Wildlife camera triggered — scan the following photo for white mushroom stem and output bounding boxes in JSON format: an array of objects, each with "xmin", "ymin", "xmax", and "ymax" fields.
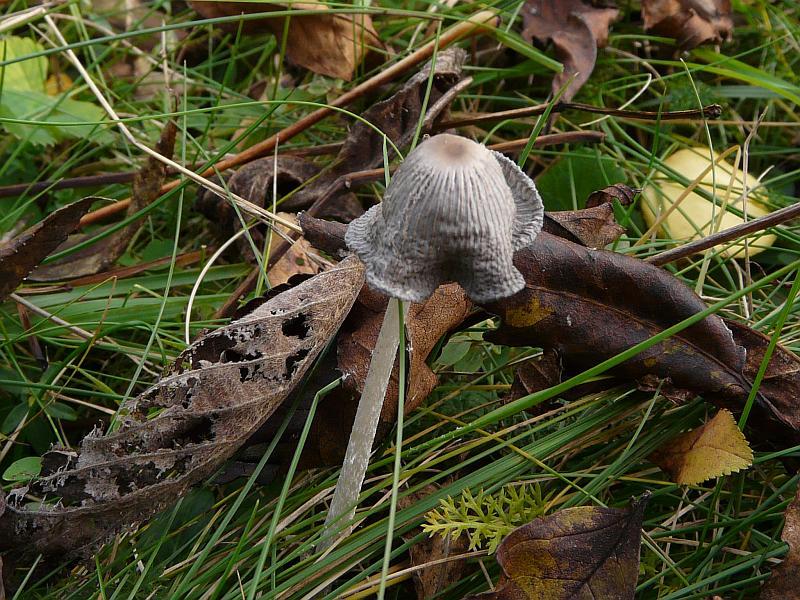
[{"xmin": 321, "ymin": 298, "xmax": 406, "ymax": 550}]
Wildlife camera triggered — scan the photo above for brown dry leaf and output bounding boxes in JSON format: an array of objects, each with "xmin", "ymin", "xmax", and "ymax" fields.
[
  {"xmin": 190, "ymin": 1, "xmax": 379, "ymax": 80},
  {"xmin": 642, "ymin": 0, "xmax": 732, "ymax": 50},
  {"xmin": 543, "ymin": 204, "xmax": 625, "ymax": 248},
  {"xmin": 586, "ymin": 183, "xmax": 639, "ymax": 208},
  {"xmin": 267, "ymin": 213, "xmax": 320, "ymax": 286},
  {"xmin": 724, "ymin": 320, "xmax": 800, "ymax": 447},
  {"xmin": 650, "ymin": 409, "xmax": 753, "ymax": 485},
  {"xmin": 338, "ymin": 283, "xmax": 473, "ymax": 424},
  {"xmin": 522, "ymin": 0, "xmax": 620, "ymax": 101},
  {"xmin": 278, "ymin": 47, "xmax": 468, "ymax": 212},
  {"xmin": 399, "ymin": 485, "xmax": 471, "ymax": 600},
  {"xmin": 30, "ymin": 121, "xmax": 177, "ymax": 280},
  {"xmin": 466, "ymin": 496, "xmax": 648, "ymax": 600},
  {"xmin": 761, "ymin": 484, "xmax": 800, "ymax": 599},
  {"xmin": 0, "ymin": 197, "xmax": 95, "ymax": 300},
  {"xmin": 0, "ymin": 257, "xmax": 364, "ymax": 566}
]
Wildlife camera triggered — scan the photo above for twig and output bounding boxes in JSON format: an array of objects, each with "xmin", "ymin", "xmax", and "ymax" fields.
[
  {"xmin": 435, "ymin": 102, "xmax": 723, "ymax": 131},
  {"xmin": 76, "ymin": 10, "xmax": 500, "ymax": 227},
  {"xmin": 646, "ymin": 200, "xmax": 800, "ymax": 266},
  {"xmin": 0, "ymin": 144, "xmax": 345, "ymax": 202}
]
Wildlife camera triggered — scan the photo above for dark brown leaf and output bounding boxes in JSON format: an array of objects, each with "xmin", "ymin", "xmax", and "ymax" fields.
[
  {"xmin": 487, "ymin": 232, "xmax": 747, "ymax": 399},
  {"xmin": 586, "ymin": 183, "xmax": 639, "ymax": 208},
  {"xmin": 725, "ymin": 320, "xmax": 800, "ymax": 448},
  {"xmin": 522, "ymin": 0, "xmax": 620, "ymax": 102},
  {"xmin": 0, "ymin": 257, "xmax": 364, "ymax": 565},
  {"xmin": 338, "ymin": 283, "xmax": 473, "ymax": 425},
  {"xmin": 761, "ymin": 484, "xmax": 800, "ymax": 599},
  {"xmin": 190, "ymin": 1, "xmax": 380, "ymax": 81},
  {"xmin": 466, "ymin": 496, "xmax": 647, "ymax": 600},
  {"xmin": 30, "ymin": 121, "xmax": 177, "ymax": 280},
  {"xmin": 283, "ymin": 47, "xmax": 467, "ymax": 211},
  {"xmin": 0, "ymin": 197, "xmax": 96, "ymax": 300},
  {"xmin": 642, "ymin": 0, "xmax": 732, "ymax": 50},
  {"xmin": 543, "ymin": 204, "xmax": 625, "ymax": 248}
]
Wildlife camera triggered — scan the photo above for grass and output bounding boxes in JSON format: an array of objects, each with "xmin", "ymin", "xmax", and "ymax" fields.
[{"xmin": 2, "ymin": 0, "xmax": 800, "ymax": 598}]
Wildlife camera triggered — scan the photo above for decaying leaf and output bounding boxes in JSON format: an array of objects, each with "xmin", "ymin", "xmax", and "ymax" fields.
[
  {"xmin": 0, "ymin": 257, "xmax": 364, "ymax": 565},
  {"xmin": 487, "ymin": 232, "xmax": 749, "ymax": 401},
  {"xmin": 522, "ymin": 0, "xmax": 620, "ymax": 101},
  {"xmin": 338, "ymin": 283, "xmax": 473, "ymax": 425},
  {"xmin": 267, "ymin": 214, "xmax": 322, "ymax": 286},
  {"xmin": 190, "ymin": 1, "xmax": 380, "ymax": 81},
  {"xmin": 30, "ymin": 121, "xmax": 177, "ymax": 280},
  {"xmin": 650, "ymin": 409, "xmax": 753, "ymax": 485},
  {"xmin": 642, "ymin": 0, "xmax": 732, "ymax": 50},
  {"xmin": 0, "ymin": 197, "xmax": 96, "ymax": 300},
  {"xmin": 725, "ymin": 320, "xmax": 800, "ymax": 448},
  {"xmin": 761, "ymin": 484, "xmax": 800, "ymax": 599},
  {"xmin": 467, "ymin": 496, "xmax": 648, "ymax": 600},
  {"xmin": 586, "ymin": 183, "xmax": 639, "ymax": 208},
  {"xmin": 196, "ymin": 154, "xmax": 362, "ymax": 234},
  {"xmin": 281, "ymin": 47, "xmax": 468, "ymax": 211},
  {"xmin": 543, "ymin": 204, "xmax": 625, "ymax": 248}
]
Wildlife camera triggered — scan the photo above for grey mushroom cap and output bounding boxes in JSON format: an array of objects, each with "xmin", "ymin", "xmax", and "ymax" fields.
[{"xmin": 345, "ymin": 134, "xmax": 544, "ymax": 303}]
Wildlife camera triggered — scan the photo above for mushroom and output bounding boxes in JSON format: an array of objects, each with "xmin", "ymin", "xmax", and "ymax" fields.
[{"xmin": 322, "ymin": 134, "xmax": 544, "ymax": 556}]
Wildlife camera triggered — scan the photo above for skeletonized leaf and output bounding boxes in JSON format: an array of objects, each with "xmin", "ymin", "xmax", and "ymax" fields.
[
  {"xmin": 190, "ymin": 1, "xmax": 380, "ymax": 80},
  {"xmin": 761, "ymin": 484, "xmax": 800, "ymax": 599},
  {"xmin": 650, "ymin": 409, "xmax": 753, "ymax": 485},
  {"xmin": 466, "ymin": 496, "xmax": 648, "ymax": 600},
  {"xmin": 0, "ymin": 197, "xmax": 96, "ymax": 300},
  {"xmin": 0, "ymin": 257, "xmax": 364, "ymax": 565}
]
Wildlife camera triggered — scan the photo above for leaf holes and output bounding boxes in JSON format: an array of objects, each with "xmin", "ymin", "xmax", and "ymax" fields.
[
  {"xmin": 284, "ymin": 348, "xmax": 310, "ymax": 378},
  {"xmin": 282, "ymin": 313, "xmax": 310, "ymax": 339}
]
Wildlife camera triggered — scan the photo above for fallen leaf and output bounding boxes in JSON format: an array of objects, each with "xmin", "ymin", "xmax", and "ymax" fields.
[
  {"xmin": 650, "ymin": 409, "xmax": 753, "ymax": 485},
  {"xmin": 30, "ymin": 120, "xmax": 177, "ymax": 280},
  {"xmin": 196, "ymin": 155, "xmax": 362, "ymax": 236},
  {"xmin": 544, "ymin": 204, "xmax": 625, "ymax": 248},
  {"xmin": 338, "ymin": 283, "xmax": 473, "ymax": 425},
  {"xmin": 642, "ymin": 0, "xmax": 732, "ymax": 50},
  {"xmin": 0, "ymin": 197, "xmax": 96, "ymax": 300},
  {"xmin": 522, "ymin": 0, "xmax": 620, "ymax": 101},
  {"xmin": 466, "ymin": 496, "xmax": 648, "ymax": 600},
  {"xmin": 267, "ymin": 214, "xmax": 321, "ymax": 286},
  {"xmin": 725, "ymin": 320, "xmax": 800, "ymax": 449},
  {"xmin": 486, "ymin": 232, "xmax": 749, "ymax": 401},
  {"xmin": 190, "ymin": 1, "xmax": 380, "ymax": 80},
  {"xmin": 586, "ymin": 183, "xmax": 639, "ymax": 208},
  {"xmin": 281, "ymin": 47, "xmax": 468, "ymax": 211},
  {"xmin": 761, "ymin": 484, "xmax": 800, "ymax": 599},
  {"xmin": 0, "ymin": 257, "xmax": 364, "ymax": 566},
  {"xmin": 400, "ymin": 485, "xmax": 471, "ymax": 600}
]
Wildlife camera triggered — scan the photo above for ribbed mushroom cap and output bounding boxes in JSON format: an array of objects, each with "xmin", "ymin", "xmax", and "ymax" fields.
[{"xmin": 345, "ymin": 134, "xmax": 544, "ymax": 303}]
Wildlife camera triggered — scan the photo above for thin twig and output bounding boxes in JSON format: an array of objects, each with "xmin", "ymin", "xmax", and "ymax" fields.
[
  {"xmin": 645, "ymin": 200, "xmax": 800, "ymax": 266},
  {"xmin": 76, "ymin": 10, "xmax": 499, "ymax": 227},
  {"xmin": 435, "ymin": 102, "xmax": 723, "ymax": 131}
]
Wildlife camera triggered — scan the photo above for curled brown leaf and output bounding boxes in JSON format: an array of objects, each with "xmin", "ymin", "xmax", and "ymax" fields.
[{"xmin": 642, "ymin": 0, "xmax": 733, "ymax": 50}]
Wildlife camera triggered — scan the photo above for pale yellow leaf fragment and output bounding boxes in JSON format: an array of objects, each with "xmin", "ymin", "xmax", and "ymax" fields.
[{"xmin": 650, "ymin": 409, "xmax": 753, "ymax": 485}]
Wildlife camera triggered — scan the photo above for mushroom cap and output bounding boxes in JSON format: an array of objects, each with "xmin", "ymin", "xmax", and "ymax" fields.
[{"xmin": 345, "ymin": 134, "xmax": 544, "ymax": 303}]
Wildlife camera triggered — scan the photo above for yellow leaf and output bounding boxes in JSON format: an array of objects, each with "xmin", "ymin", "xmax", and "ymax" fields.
[
  {"xmin": 45, "ymin": 73, "xmax": 73, "ymax": 95},
  {"xmin": 650, "ymin": 409, "xmax": 753, "ymax": 485}
]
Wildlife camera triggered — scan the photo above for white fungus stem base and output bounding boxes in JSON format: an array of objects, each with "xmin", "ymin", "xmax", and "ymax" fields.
[{"xmin": 321, "ymin": 298, "xmax": 406, "ymax": 551}]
